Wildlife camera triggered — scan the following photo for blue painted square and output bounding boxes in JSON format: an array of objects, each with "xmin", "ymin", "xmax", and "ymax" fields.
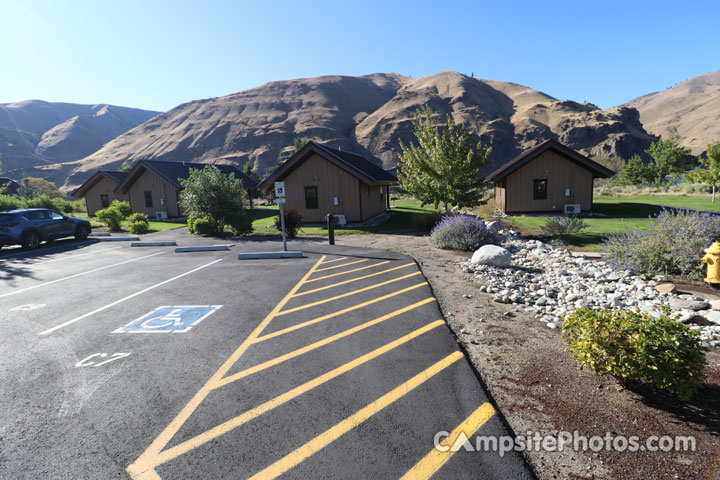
[{"xmin": 113, "ymin": 305, "xmax": 222, "ymax": 333}]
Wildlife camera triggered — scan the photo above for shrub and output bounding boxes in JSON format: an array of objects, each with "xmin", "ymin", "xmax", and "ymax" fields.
[
  {"xmin": 410, "ymin": 211, "xmax": 443, "ymax": 232},
  {"xmin": 540, "ymin": 215, "xmax": 588, "ymax": 240},
  {"xmin": 24, "ymin": 194, "xmax": 57, "ymax": 210},
  {"xmin": 127, "ymin": 213, "xmax": 148, "ymax": 224},
  {"xmin": 190, "ymin": 215, "xmax": 216, "ymax": 236},
  {"xmin": 275, "ymin": 208, "xmax": 303, "ymax": 238},
  {"xmin": 110, "ymin": 200, "xmax": 132, "ymax": 218},
  {"xmin": 51, "ymin": 198, "xmax": 74, "ymax": 214},
  {"xmin": 0, "ymin": 194, "xmax": 23, "ymax": 211},
  {"xmin": 602, "ymin": 208, "xmax": 720, "ymax": 278},
  {"xmin": 429, "ymin": 215, "xmax": 502, "ymax": 251},
  {"xmin": 96, "ymin": 207, "xmax": 125, "ymax": 231},
  {"xmin": 72, "ymin": 199, "xmax": 87, "ymax": 213},
  {"xmin": 227, "ymin": 211, "xmax": 253, "ymax": 236},
  {"xmin": 562, "ymin": 308, "xmax": 708, "ymax": 400},
  {"xmin": 128, "ymin": 220, "xmax": 150, "ymax": 234}
]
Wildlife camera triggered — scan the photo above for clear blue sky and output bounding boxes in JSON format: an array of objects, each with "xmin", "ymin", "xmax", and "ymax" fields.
[{"xmin": 2, "ymin": 0, "xmax": 718, "ymax": 112}]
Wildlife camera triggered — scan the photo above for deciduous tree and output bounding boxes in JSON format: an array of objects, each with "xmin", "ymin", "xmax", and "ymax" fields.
[
  {"xmin": 398, "ymin": 106, "xmax": 491, "ymax": 213},
  {"xmin": 645, "ymin": 138, "xmax": 690, "ymax": 187},
  {"xmin": 698, "ymin": 141, "xmax": 720, "ymax": 202}
]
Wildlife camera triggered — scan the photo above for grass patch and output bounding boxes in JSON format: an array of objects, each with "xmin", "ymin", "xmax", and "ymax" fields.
[{"xmin": 75, "ymin": 212, "xmax": 186, "ymax": 234}]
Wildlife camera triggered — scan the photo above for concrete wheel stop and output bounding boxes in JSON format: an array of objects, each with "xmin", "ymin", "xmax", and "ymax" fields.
[{"xmin": 237, "ymin": 251, "xmax": 303, "ymax": 260}]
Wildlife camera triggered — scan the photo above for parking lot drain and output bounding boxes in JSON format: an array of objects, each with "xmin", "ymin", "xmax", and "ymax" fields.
[
  {"xmin": 175, "ymin": 245, "xmax": 231, "ymax": 252},
  {"xmin": 237, "ymin": 251, "xmax": 303, "ymax": 260},
  {"xmin": 131, "ymin": 241, "xmax": 177, "ymax": 247}
]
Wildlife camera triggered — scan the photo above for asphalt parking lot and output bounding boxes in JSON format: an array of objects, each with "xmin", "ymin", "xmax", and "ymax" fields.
[{"xmin": 0, "ymin": 229, "xmax": 534, "ymax": 480}]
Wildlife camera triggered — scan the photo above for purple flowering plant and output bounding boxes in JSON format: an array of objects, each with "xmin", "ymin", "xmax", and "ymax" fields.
[
  {"xmin": 429, "ymin": 214, "xmax": 503, "ymax": 251},
  {"xmin": 602, "ymin": 208, "xmax": 720, "ymax": 278}
]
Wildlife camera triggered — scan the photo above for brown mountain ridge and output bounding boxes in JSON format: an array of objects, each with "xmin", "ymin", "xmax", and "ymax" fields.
[{"xmin": 14, "ymin": 71, "xmax": 660, "ymax": 190}]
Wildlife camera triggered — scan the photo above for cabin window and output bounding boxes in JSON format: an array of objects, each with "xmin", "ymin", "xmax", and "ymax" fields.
[
  {"xmin": 304, "ymin": 186, "xmax": 318, "ymax": 209},
  {"xmin": 533, "ymin": 179, "xmax": 547, "ymax": 200},
  {"xmin": 100, "ymin": 194, "xmax": 109, "ymax": 208},
  {"xmin": 144, "ymin": 190, "xmax": 153, "ymax": 208}
]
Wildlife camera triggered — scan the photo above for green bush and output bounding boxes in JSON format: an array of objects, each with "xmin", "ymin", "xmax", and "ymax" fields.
[
  {"xmin": 227, "ymin": 211, "xmax": 253, "ymax": 236},
  {"xmin": 540, "ymin": 215, "xmax": 588, "ymax": 240},
  {"xmin": 0, "ymin": 194, "xmax": 23, "ymax": 211},
  {"xmin": 72, "ymin": 199, "xmax": 87, "ymax": 213},
  {"xmin": 51, "ymin": 198, "xmax": 74, "ymax": 214},
  {"xmin": 562, "ymin": 308, "xmax": 708, "ymax": 400},
  {"xmin": 128, "ymin": 220, "xmax": 150, "ymax": 234},
  {"xmin": 110, "ymin": 200, "xmax": 132, "ymax": 218},
  {"xmin": 274, "ymin": 208, "xmax": 303, "ymax": 238},
  {"xmin": 96, "ymin": 207, "xmax": 125, "ymax": 231},
  {"xmin": 127, "ymin": 213, "xmax": 148, "ymax": 224},
  {"xmin": 190, "ymin": 215, "xmax": 217, "ymax": 236},
  {"xmin": 24, "ymin": 194, "xmax": 57, "ymax": 210}
]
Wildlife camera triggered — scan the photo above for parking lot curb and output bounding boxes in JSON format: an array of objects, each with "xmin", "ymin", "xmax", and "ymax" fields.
[
  {"xmin": 131, "ymin": 241, "xmax": 178, "ymax": 247},
  {"xmin": 98, "ymin": 237, "xmax": 140, "ymax": 241},
  {"xmin": 175, "ymin": 245, "xmax": 231, "ymax": 252},
  {"xmin": 237, "ymin": 251, "xmax": 303, "ymax": 260}
]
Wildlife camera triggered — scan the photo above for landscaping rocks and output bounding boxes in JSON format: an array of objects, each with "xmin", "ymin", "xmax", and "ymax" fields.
[
  {"xmin": 462, "ymin": 235, "xmax": 720, "ymax": 348},
  {"xmin": 470, "ymin": 245, "xmax": 512, "ymax": 267}
]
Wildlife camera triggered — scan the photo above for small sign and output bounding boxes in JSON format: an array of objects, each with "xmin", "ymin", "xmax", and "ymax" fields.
[
  {"xmin": 277, "ymin": 197, "xmax": 286, "ymax": 204},
  {"xmin": 275, "ymin": 181, "xmax": 286, "ymax": 198},
  {"xmin": 113, "ymin": 305, "xmax": 222, "ymax": 333}
]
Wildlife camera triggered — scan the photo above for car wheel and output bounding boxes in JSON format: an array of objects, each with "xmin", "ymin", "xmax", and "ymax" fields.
[
  {"xmin": 21, "ymin": 231, "xmax": 40, "ymax": 250},
  {"xmin": 75, "ymin": 224, "xmax": 90, "ymax": 241}
]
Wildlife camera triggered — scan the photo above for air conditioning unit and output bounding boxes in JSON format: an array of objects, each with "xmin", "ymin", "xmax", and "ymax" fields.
[
  {"xmin": 563, "ymin": 204, "xmax": 581, "ymax": 215},
  {"xmin": 155, "ymin": 211, "xmax": 168, "ymax": 220},
  {"xmin": 333, "ymin": 214, "xmax": 347, "ymax": 225}
]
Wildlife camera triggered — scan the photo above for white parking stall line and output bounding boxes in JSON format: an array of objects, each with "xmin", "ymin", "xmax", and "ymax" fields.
[
  {"xmin": 39, "ymin": 258, "xmax": 223, "ymax": 336},
  {"xmin": 0, "ymin": 252, "xmax": 164, "ymax": 299},
  {"xmin": 25, "ymin": 246, "xmax": 124, "ymax": 266}
]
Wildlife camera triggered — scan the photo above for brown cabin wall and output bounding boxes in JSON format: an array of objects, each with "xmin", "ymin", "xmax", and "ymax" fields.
[
  {"xmin": 85, "ymin": 177, "xmax": 128, "ymax": 217},
  {"xmin": 504, "ymin": 150, "xmax": 594, "ymax": 213},
  {"xmin": 281, "ymin": 153, "xmax": 389, "ymax": 223},
  {"xmin": 127, "ymin": 169, "xmax": 181, "ymax": 218},
  {"xmin": 493, "ymin": 181, "xmax": 506, "ymax": 212}
]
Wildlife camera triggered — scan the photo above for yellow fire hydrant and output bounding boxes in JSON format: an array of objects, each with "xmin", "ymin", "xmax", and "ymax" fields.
[{"xmin": 701, "ymin": 242, "xmax": 720, "ymax": 286}]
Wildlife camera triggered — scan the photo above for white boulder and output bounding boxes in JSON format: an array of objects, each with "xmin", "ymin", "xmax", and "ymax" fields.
[{"xmin": 471, "ymin": 245, "xmax": 512, "ymax": 267}]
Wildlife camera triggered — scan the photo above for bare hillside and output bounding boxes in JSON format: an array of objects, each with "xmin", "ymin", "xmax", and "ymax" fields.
[
  {"xmin": 22, "ymin": 72, "xmax": 658, "ymax": 190},
  {"xmin": 0, "ymin": 100, "xmax": 159, "ymax": 173},
  {"xmin": 623, "ymin": 71, "xmax": 720, "ymax": 155}
]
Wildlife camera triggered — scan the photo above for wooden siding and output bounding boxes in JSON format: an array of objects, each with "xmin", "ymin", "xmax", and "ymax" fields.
[
  {"xmin": 504, "ymin": 150, "xmax": 594, "ymax": 213},
  {"xmin": 281, "ymin": 153, "xmax": 387, "ymax": 222},
  {"xmin": 127, "ymin": 169, "xmax": 182, "ymax": 218},
  {"xmin": 85, "ymin": 176, "xmax": 128, "ymax": 216},
  {"xmin": 493, "ymin": 180, "xmax": 506, "ymax": 212}
]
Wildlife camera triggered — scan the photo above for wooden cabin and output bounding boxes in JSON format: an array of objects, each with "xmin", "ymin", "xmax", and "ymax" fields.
[
  {"xmin": 487, "ymin": 139, "xmax": 614, "ymax": 214},
  {"xmin": 71, "ymin": 170, "xmax": 129, "ymax": 216},
  {"xmin": 258, "ymin": 142, "xmax": 397, "ymax": 223},
  {"xmin": 114, "ymin": 160, "xmax": 258, "ymax": 219}
]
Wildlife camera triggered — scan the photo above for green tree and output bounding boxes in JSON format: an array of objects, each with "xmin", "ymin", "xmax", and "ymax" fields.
[
  {"xmin": 179, "ymin": 165, "xmax": 250, "ymax": 235},
  {"xmin": 645, "ymin": 138, "xmax": 691, "ymax": 187},
  {"xmin": 397, "ymin": 106, "xmax": 492, "ymax": 212},
  {"xmin": 22, "ymin": 177, "xmax": 64, "ymax": 198},
  {"xmin": 698, "ymin": 142, "xmax": 720, "ymax": 202},
  {"xmin": 242, "ymin": 161, "xmax": 263, "ymax": 207},
  {"xmin": 293, "ymin": 137, "xmax": 310, "ymax": 153},
  {"xmin": 618, "ymin": 154, "xmax": 649, "ymax": 186}
]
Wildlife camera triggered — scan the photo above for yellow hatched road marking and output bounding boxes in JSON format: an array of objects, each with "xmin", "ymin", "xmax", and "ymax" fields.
[
  {"xmin": 318, "ymin": 256, "xmax": 348, "ymax": 265},
  {"xmin": 292, "ymin": 263, "xmax": 416, "ymax": 297},
  {"xmin": 126, "ymin": 256, "xmax": 327, "ymax": 480},
  {"xmin": 248, "ymin": 351, "xmax": 465, "ymax": 480},
  {"xmin": 400, "ymin": 403, "xmax": 496, "ymax": 480},
  {"xmin": 314, "ymin": 259, "xmax": 368, "ymax": 272},
  {"xmin": 152, "ymin": 321, "xmax": 447, "ymax": 467},
  {"xmin": 218, "ymin": 298, "xmax": 436, "ymax": 386},
  {"xmin": 276, "ymin": 273, "xmax": 423, "ymax": 316},
  {"xmin": 255, "ymin": 285, "xmax": 431, "ymax": 343},
  {"xmin": 305, "ymin": 261, "xmax": 390, "ymax": 283}
]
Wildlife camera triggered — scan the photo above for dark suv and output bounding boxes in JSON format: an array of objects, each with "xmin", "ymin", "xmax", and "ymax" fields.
[{"xmin": 0, "ymin": 209, "xmax": 92, "ymax": 250}]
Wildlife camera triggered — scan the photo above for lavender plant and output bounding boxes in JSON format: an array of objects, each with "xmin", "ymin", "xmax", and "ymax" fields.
[
  {"xmin": 429, "ymin": 215, "xmax": 502, "ymax": 251},
  {"xmin": 602, "ymin": 208, "xmax": 720, "ymax": 278}
]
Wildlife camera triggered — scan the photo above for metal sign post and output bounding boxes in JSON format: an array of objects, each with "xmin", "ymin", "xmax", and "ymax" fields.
[{"xmin": 275, "ymin": 182, "xmax": 287, "ymax": 251}]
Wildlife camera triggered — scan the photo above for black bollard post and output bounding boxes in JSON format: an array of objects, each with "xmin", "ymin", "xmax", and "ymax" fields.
[{"xmin": 326, "ymin": 213, "xmax": 335, "ymax": 245}]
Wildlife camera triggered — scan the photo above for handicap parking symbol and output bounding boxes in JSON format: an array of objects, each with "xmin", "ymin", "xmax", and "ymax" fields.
[{"xmin": 113, "ymin": 305, "xmax": 222, "ymax": 333}]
